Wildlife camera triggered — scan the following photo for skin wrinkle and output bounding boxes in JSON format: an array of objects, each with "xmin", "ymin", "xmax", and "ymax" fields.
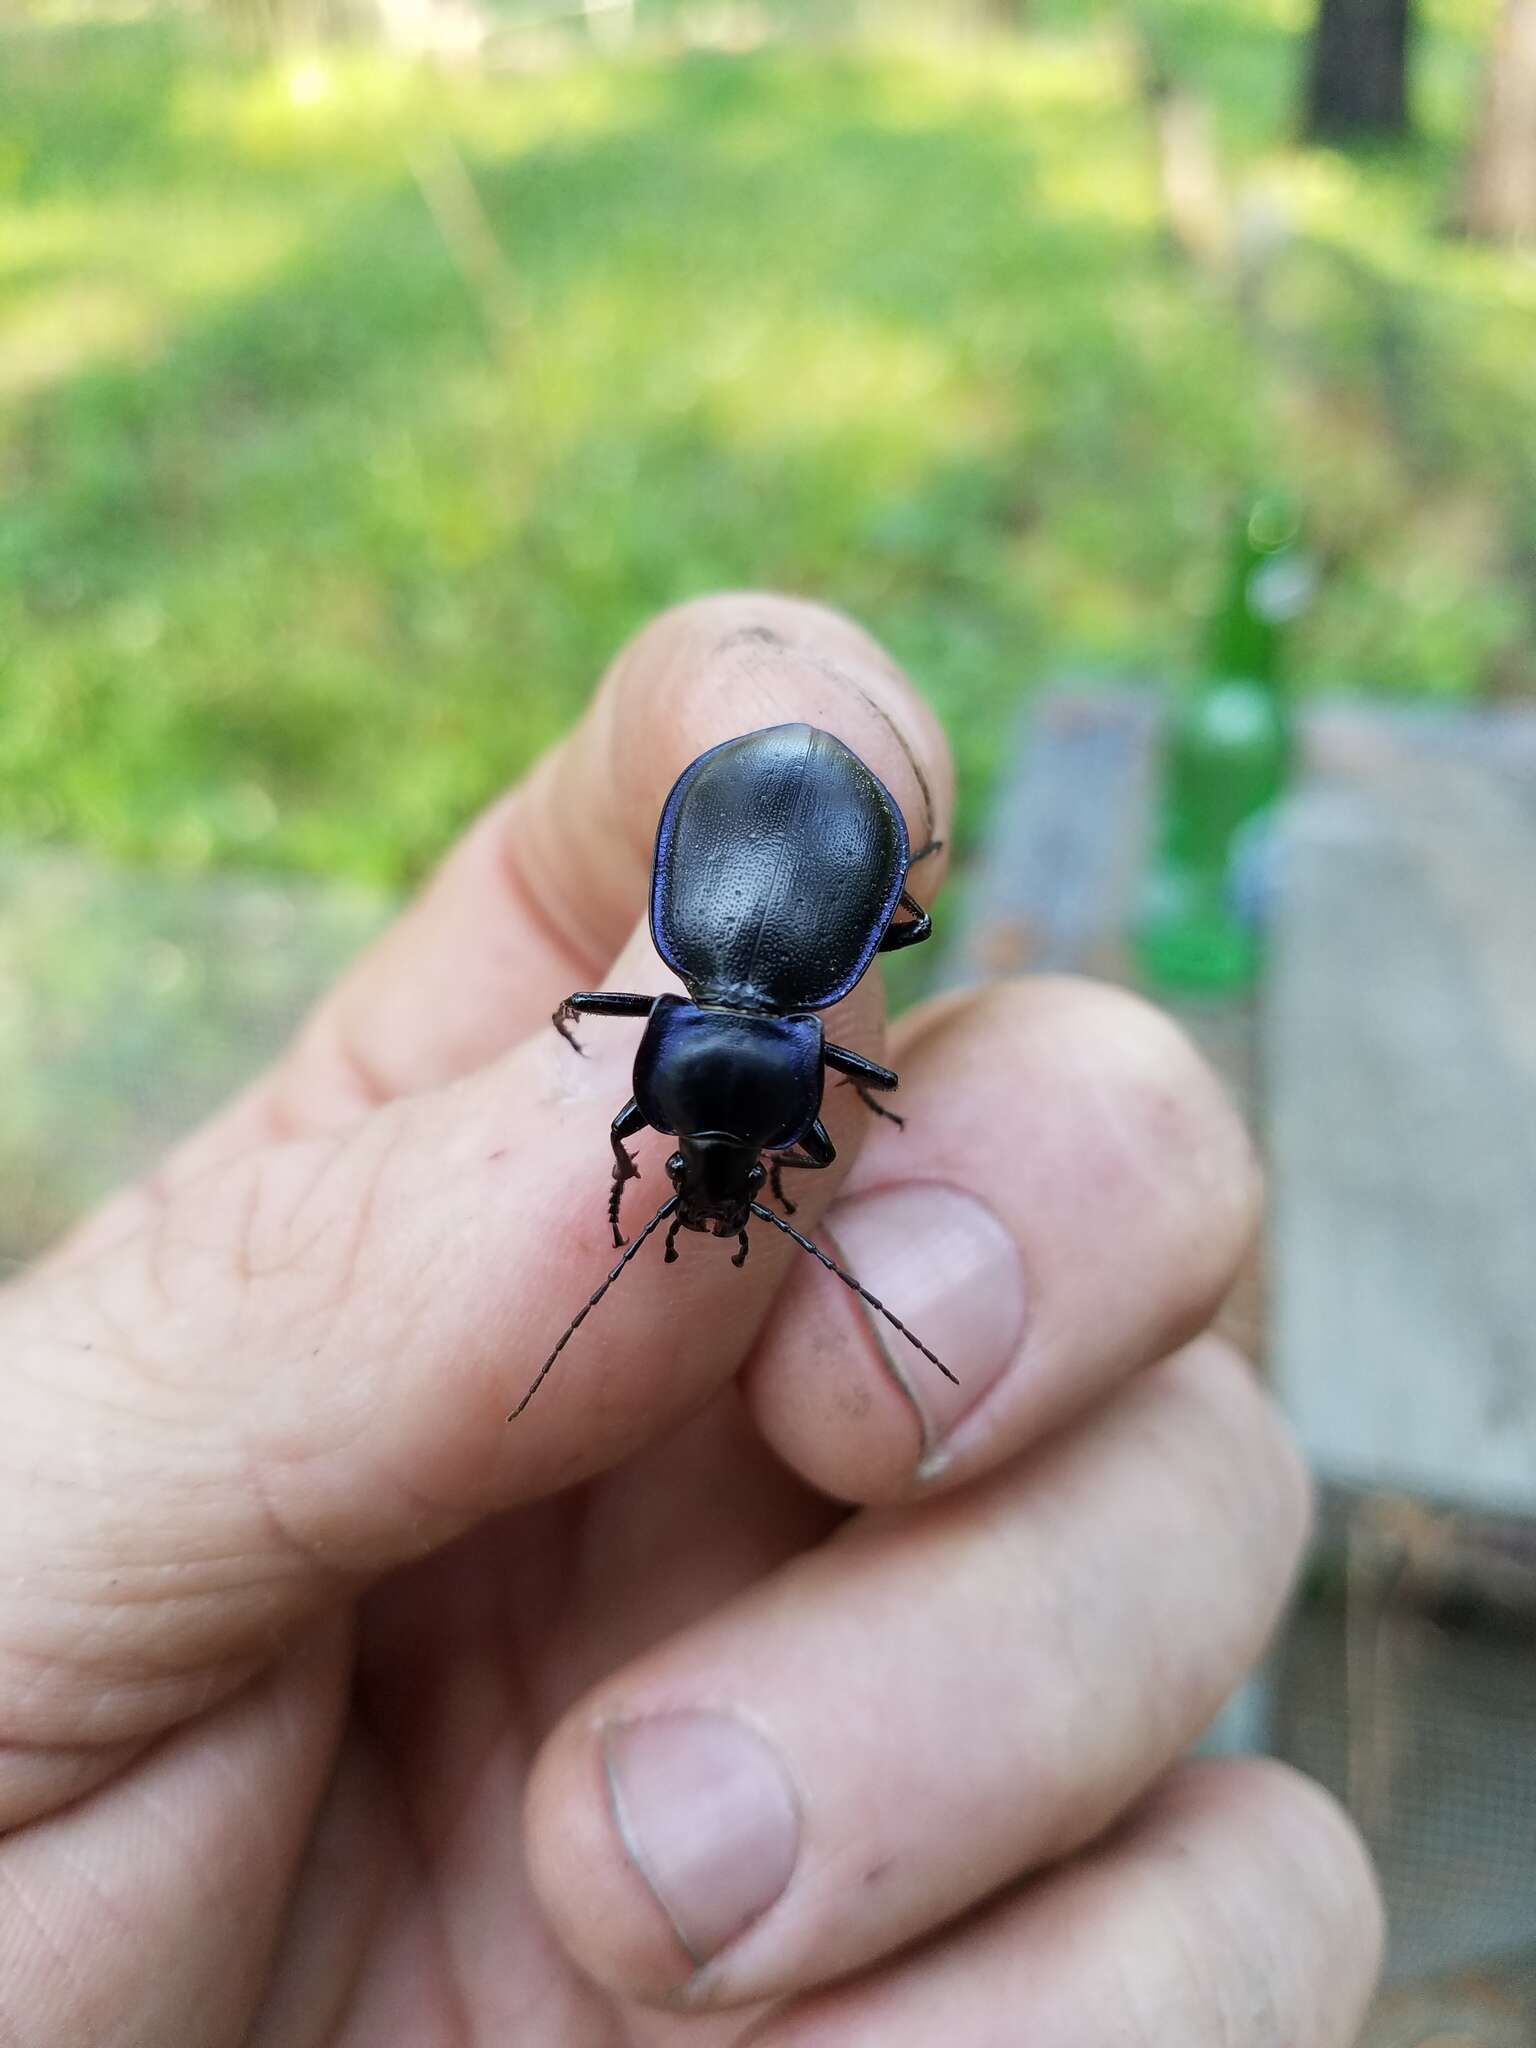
[
  {"xmin": 218, "ymin": 1134, "xmax": 470, "ymax": 1563},
  {"xmin": 517, "ymin": 673, "xmax": 648, "ymax": 966},
  {"xmin": 234, "ymin": 1416, "xmax": 372, "ymax": 1598},
  {"xmin": 595, "ymin": 655, "xmax": 657, "ymax": 908},
  {"xmin": 1, "ymin": 1437, "xmax": 296, "ymax": 1639},
  {"xmin": 1147, "ymin": 1869, "xmax": 1254, "ymax": 2048},
  {"xmin": 19, "ymin": 1543, "xmax": 318, "ymax": 1603},
  {"xmin": 1133, "ymin": 1817, "xmax": 1297, "ymax": 2048},
  {"xmin": 239, "ymin": 1122, "xmax": 403, "ymax": 1312},
  {"xmin": 0, "ymin": 1158, "xmax": 397, "ymax": 1736},
  {"xmin": 0, "ymin": 1514, "xmax": 300, "ymax": 1749},
  {"xmin": 230, "ymin": 1160, "xmax": 267, "ymax": 1293},
  {"xmin": 158, "ymin": 1147, "xmax": 361, "ymax": 1325},
  {"xmin": 0, "ymin": 1628, "xmax": 264, "ymax": 1747},
  {"xmin": 140, "ymin": 1176, "xmax": 185, "ymax": 1321},
  {"xmin": 495, "ymin": 794, "xmax": 610, "ymax": 991},
  {"xmin": 129, "ymin": 1162, "xmax": 275, "ymax": 1350},
  {"xmin": 302, "ymin": 1015, "xmax": 398, "ymax": 1120},
  {"xmin": 250, "ymin": 1135, "xmax": 358, "ymax": 1286},
  {"xmin": 123, "ymin": 1767, "xmax": 234, "ymax": 1896},
  {"xmin": 149, "ymin": 1715, "xmax": 329, "ymax": 2017},
  {"xmin": 235, "ymin": 1410, "xmax": 435, "ymax": 1598},
  {"xmin": 0, "ymin": 1855, "xmax": 92, "ymax": 2026},
  {"xmin": 253, "ymin": 1071, "xmax": 317, "ymax": 1149},
  {"xmin": 0, "ymin": 1746, "xmax": 139, "ymax": 1840}
]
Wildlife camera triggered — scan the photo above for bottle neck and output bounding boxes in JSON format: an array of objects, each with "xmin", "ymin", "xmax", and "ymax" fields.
[
  {"xmin": 1207, "ymin": 543, "xmax": 1284, "ymax": 689},
  {"xmin": 1204, "ymin": 493, "xmax": 1313, "ymax": 692}
]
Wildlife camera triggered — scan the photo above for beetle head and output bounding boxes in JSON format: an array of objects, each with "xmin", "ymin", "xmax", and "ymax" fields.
[{"xmin": 668, "ymin": 1137, "xmax": 766, "ymax": 1235}]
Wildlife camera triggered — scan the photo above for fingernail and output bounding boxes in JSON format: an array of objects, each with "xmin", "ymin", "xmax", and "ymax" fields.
[
  {"xmin": 823, "ymin": 1182, "xmax": 1026, "ymax": 1472},
  {"xmin": 603, "ymin": 1711, "xmax": 800, "ymax": 1969}
]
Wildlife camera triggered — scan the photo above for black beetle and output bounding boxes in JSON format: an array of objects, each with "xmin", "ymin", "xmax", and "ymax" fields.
[{"xmin": 510, "ymin": 721, "xmax": 956, "ymax": 1418}]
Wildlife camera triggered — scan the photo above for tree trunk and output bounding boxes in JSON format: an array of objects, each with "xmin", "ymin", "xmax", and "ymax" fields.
[
  {"xmin": 1462, "ymin": 0, "xmax": 1536, "ymax": 243},
  {"xmin": 1302, "ymin": 0, "xmax": 1413, "ymax": 141}
]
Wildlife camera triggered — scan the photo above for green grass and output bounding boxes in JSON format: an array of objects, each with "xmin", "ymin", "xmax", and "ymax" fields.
[{"xmin": 2, "ymin": 1, "xmax": 1534, "ymax": 885}]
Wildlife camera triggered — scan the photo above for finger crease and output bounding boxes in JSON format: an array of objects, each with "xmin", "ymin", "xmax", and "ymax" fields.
[{"xmin": 498, "ymin": 814, "xmax": 610, "ymax": 986}]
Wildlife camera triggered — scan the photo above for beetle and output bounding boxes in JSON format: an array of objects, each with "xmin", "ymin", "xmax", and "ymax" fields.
[{"xmin": 510, "ymin": 721, "xmax": 957, "ymax": 1418}]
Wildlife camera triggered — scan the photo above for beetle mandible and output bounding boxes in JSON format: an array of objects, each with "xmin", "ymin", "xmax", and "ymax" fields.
[{"xmin": 510, "ymin": 721, "xmax": 957, "ymax": 1418}]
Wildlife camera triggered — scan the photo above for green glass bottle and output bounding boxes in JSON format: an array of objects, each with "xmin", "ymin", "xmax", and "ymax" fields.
[{"xmin": 1134, "ymin": 492, "xmax": 1312, "ymax": 995}]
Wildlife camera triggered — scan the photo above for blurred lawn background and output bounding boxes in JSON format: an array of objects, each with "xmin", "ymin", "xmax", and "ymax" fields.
[{"xmin": 2, "ymin": 0, "xmax": 1534, "ymax": 887}]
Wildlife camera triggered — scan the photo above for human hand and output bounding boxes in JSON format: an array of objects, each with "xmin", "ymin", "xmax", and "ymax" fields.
[{"xmin": 0, "ymin": 595, "xmax": 1380, "ymax": 2045}]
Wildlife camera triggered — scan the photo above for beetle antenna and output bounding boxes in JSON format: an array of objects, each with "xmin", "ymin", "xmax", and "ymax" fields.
[
  {"xmin": 748, "ymin": 1202, "xmax": 958, "ymax": 1386},
  {"xmin": 510, "ymin": 1196, "xmax": 680, "ymax": 1419}
]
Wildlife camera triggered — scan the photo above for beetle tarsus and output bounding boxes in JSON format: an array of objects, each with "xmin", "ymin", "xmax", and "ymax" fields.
[
  {"xmin": 608, "ymin": 1149, "xmax": 640, "ymax": 1247},
  {"xmin": 608, "ymin": 1100, "xmax": 646, "ymax": 1243},
  {"xmin": 842, "ymin": 1077, "xmax": 906, "ymax": 1128},
  {"xmin": 768, "ymin": 1160, "xmax": 798, "ymax": 1214},
  {"xmin": 552, "ymin": 1002, "xmax": 586, "ymax": 1055},
  {"xmin": 664, "ymin": 1217, "xmax": 683, "ymax": 1263},
  {"xmin": 733, "ymin": 1231, "xmax": 750, "ymax": 1268},
  {"xmin": 876, "ymin": 888, "xmax": 932, "ymax": 955}
]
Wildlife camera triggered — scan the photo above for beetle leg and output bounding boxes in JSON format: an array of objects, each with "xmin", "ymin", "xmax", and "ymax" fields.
[
  {"xmin": 842, "ymin": 1079, "xmax": 906, "ymax": 1128},
  {"xmin": 607, "ymin": 1159, "xmax": 636, "ymax": 1246},
  {"xmin": 768, "ymin": 1125, "xmax": 841, "ymax": 1212},
  {"xmin": 825, "ymin": 1042, "xmax": 906, "ymax": 1127},
  {"xmin": 733, "ymin": 1231, "xmax": 750, "ymax": 1269},
  {"xmin": 908, "ymin": 837, "xmax": 944, "ymax": 866},
  {"xmin": 876, "ymin": 890, "xmax": 932, "ymax": 956},
  {"xmin": 767, "ymin": 1156, "xmax": 820, "ymax": 1213},
  {"xmin": 608, "ymin": 1098, "xmax": 647, "ymax": 1246},
  {"xmin": 798, "ymin": 1119, "xmax": 837, "ymax": 1168},
  {"xmin": 552, "ymin": 991, "xmax": 654, "ymax": 1056},
  {"xmin": 826, "ymin": 1043, "xmax": 898, "ymax": 1089},
  {"xmin": 663, "ymin": 1217, "xmax": 684, "ymax": 1264}
]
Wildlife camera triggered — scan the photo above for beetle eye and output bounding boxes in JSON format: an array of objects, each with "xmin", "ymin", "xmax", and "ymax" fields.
[
  {"xmin": 666, "ymin": 1152, "xmax": 685, "ymax": 1182},
  {"xmin": 749, "ymin": 1164, "xmax": 766, "ymax": 1189}
]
